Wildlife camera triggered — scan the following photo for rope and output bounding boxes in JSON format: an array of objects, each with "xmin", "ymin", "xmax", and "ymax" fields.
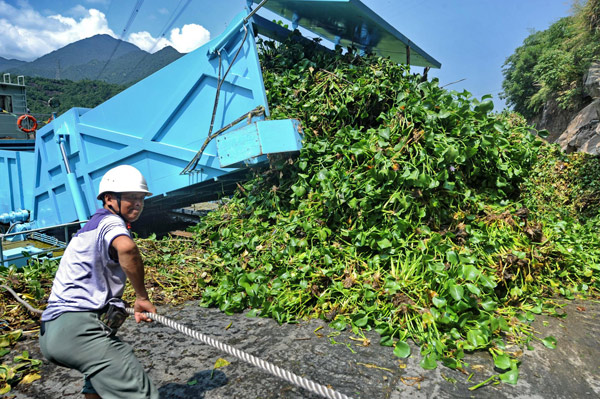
[
  {"xmin": 126, "ymin": 308, "xmax": 353, "ymax": 399},
  {"xmin": 0, "ymin": 284, "xmax": 352, "ymax": 399},
  {"xmin": 0, "ymin": 285, "xmax": 43, "ymax": 315}
]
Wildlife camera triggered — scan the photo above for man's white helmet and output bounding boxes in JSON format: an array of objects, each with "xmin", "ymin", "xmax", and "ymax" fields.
[{"xmin": 97, "ymin": 165, "xmax": 152, "ymax": 200}]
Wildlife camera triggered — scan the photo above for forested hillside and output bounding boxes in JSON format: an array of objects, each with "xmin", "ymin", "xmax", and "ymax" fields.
[
  {"xmin": 24, "ymin": 77, "xmax": 126, "ymax": 123},
  {"xmin": 1, "ymin": 34, "xmax": 182, "ymax": 85},
  {"xmin": 502, "ymin": 0, "xmax": 600, "ymax": 119}
]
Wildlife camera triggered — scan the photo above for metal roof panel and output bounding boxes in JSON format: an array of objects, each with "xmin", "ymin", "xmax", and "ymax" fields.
[{"xmin": 253, "ymin": 0, "xmax": 441, "ymax": 68}]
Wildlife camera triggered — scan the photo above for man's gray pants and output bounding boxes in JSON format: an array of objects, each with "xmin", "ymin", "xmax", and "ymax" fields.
[{"xmin": 40, "ymin": 311, "xmax": 158, "ymax": 399}]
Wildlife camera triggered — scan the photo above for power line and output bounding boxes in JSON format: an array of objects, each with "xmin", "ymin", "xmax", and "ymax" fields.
[
  {"xmin": 95, "ymin": 0, "xmax": 145, "ymax": 81},
  {"xmin": 147, "ymin": 0, "xmax": 192, "ymax": 54},
  {"xmin": 122, "ymin": 0, "xmax": 193, "ymax": 83}
]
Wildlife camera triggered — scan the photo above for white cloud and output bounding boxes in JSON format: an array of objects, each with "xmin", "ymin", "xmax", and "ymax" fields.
[
  {"xmin": 127, "ymin": 31, "xmax": 171, "ymax": 53},
  {"xmin": 0, "ymin": 1, "xmax": 211, "ymax": 61},
  {"xmin": 0, "ymin": 1, "xmax": 115, "ymax": 61},
  {"xmin": 168, "ymin": 24, "xmax": 211, "ymax": 53},
  {"xmin": 128, "ymin": 23, "xmax": 210, "ymax": 54},
  {"xmin": 68, "ymin": 5, "xmax": 91, "ymax": 18}
]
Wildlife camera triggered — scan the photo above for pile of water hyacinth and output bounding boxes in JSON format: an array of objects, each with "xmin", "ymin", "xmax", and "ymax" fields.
[
  {"xmin": 1, "ymin": 37, "xmax": 599, "ymax": 389},
  {"xmin": 186, "ymin": 38, "xmax": 599, "ymax": 382}
]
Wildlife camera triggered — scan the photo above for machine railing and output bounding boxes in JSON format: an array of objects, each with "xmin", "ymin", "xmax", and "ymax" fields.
[{"xmin": 0, "ymin": 220, "xmax": 86, "ymax": 267}]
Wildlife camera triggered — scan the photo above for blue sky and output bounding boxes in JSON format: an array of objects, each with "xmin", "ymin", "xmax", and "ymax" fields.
[{"xmin": 1, "ymin": 0, "xmax": 574, "ymax": 110}]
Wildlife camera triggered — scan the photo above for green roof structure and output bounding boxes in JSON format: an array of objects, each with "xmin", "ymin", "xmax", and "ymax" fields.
[{"xmin": 252, "ymin": 0, "xmax": 441, "ymax": 68}]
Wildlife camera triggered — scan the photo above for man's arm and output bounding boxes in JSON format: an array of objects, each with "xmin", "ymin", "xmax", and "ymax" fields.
[{"xmin": 112, "ymin": 235, "xmax": 156, "ymax": 322}]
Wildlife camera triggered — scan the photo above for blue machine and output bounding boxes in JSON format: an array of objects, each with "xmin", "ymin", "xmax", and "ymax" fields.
[{"xmin": 0, "ymin": 0, "xmax": 439, "ymax": 267}]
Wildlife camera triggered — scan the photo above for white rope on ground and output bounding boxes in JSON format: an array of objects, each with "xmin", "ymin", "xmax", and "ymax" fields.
[
  {"xmin": 0, "ymin": 284, "xmax": 353, "ymax": 398},
  {"xmin": 0, "ymin": 285, "xmax": 43, "ymax": 315},
  {"xmin": 126, "ymin": 308, "xmax": 354, "ymax": 399}
]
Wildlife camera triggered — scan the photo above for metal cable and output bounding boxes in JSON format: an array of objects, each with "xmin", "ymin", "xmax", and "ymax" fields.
[
  {"xmin": 123, "ymin": 0, "xmax": 193, "ymax": 83},
  {"xmin": 181, "ymin": 24, "xmax": 251, "ymax": 175},
  {"xmin": 126, "ymin": 308, "xmax": 353, "ymax": 399},
  {"xmin": 244, "ymin": 0, "xmax": 269, "ymax": 23},
  {"xmin": 96, "ymin": 0, "xmax": 145, "ymax": 81},
  {"xmin": 180, "ymin": 105, "xmax": 265, "ymax": 175}
]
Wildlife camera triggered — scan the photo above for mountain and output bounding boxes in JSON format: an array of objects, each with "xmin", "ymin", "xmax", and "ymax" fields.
[
  {"xmin": 2, "ymin": 34, "xmax": 183, "ymax": 85},
  {"xmin": 0, "ymin": 57, "xmax": 26, "ymax": 71},
  {"xmin": 63, "ymin": 45, "xmax": 186, "ymax": 85}
]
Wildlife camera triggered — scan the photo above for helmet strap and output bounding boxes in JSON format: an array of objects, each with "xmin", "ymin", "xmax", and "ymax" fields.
[
  {"xmin": 107, "ymin": 193, "xmax": 129, "ymax": 228},
  {"xmin": 108, "ymin": 193, "xmax": 125, "ymax": 220}
]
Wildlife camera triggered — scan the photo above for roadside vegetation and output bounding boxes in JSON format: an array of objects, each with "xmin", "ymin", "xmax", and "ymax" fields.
[
  {"xmin": 1, "ymin": 17, "xmax": 600, "ymax": 396},
  {"xmin": 502, "ymin": 0, "xmax": 600, "ymax": 118}
]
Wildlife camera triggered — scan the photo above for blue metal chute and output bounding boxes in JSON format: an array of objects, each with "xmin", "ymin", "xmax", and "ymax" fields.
[
  {"xmin": 0, "ymin": 149, "xmax": 34, "ymax": 214},
  {"xmin": 28, "ymin": 10, "xmax": 303, "ymax": 228}
]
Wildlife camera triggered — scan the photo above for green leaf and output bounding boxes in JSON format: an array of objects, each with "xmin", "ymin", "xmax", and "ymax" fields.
[
  {"xmin": 444, "ymin": 146, "xmax": 459, "ymax": 162},
  {"xmin": 493, "ymin": 123, "xmax": 505, "ymax": 134},
  {"xmin": 465, "ymin": 283, "xmax": 481, "ymax": 296},
  {"xmin": 442, "ymin": 357, "xmax": 459, "ymax": 369},
  {"xmin": 380, "ymin": 335, "xmax": 394, "ymax": 347},
  {"xmin": 494, "ymin": 354, "xmax": 512, "ymax": 370},
  {"xmin": 481, "ymin": 300, "xmax": 497, "ymax": 311},
  {"xmin": 467, "ymin": 330, "xmax": 487, "ymax": 347},
  {"xmin": 479, "ymin": 274, "xmax": 497, "ymax": 289},
  {"xmin": 329, "ymin": 319, "xmax": 347, "ymax": 331},
  {"xmin": 353, "ymin": 313, "xmax": 369, "ymax": 327},
  {"xmin": 291, "ymin": 185, "xmax": 306, "ymax": 197},
  {"xmin": 446, "ymin": 250, "xmax": 459, "ymax": 265},
  {"xmin": 377, "ymin": 238, "xmax": 392, "ymax": 249},
  {"xmin": 462, "ymin": 265, "xmax": 480, "ymax": 281},
  {"xmin": 317, "ymin": 169, "xmax": 330, "ymax": 181},
  {"xmin": 432, "ymin": 296, "xmax": 447, "ymax": 308},
  {"xmin": 542, "ymin": 336, "xmax": 557, "ymax": 349},
  {"xmin": 475, "ymin": 100, "xmax": 494, "ymax": 114},
  {"xmin": 420, "ymin": 354, "xmax": 438, "ymax": 370},
  {"xmin": 449, "ymin": 284, "xmax": 464, "ymax": 301},
  {"xmin": 499, "ymin": 367, "xmax": 519, "ymax": 385},
  {"xmin": 393, "ymin": 341, "xmax": 411, "ymax": 358}
]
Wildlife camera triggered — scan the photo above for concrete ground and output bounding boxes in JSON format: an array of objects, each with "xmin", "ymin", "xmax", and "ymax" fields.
[{"xmin": 6, "ymin": 299, "xmax": 600, "ymax": 399}]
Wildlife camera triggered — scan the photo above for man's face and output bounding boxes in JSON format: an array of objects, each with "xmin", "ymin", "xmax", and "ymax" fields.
[{"xmin": 105, "ymin": 192, "xmax": 146, "ymax": 222}]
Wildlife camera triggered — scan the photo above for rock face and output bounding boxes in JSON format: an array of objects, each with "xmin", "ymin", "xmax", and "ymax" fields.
[
  {"xmin": 537, "ymin": 62, "xmax": 600, "ymax": 155},
  {"xmin": 556, "ymin": 99, "xmax": 600, "ymax": 154},
  {"xmin": 531, "ymin": 97, "xmax": 575, "ymax": 143},
  {"xmin": 584, "ymin": 61, "xmax": 600, "ymax": 99}
]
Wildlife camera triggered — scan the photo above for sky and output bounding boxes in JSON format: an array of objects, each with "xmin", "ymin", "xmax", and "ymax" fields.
[{"xmin": 0, "ymin": 0, "xmax": 574, "ymax": 110}]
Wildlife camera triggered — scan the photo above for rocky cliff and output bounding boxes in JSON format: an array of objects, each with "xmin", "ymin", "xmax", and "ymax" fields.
[{"xmin": 535, "ymin": 62, "xmax": 600, "ymax": 155}]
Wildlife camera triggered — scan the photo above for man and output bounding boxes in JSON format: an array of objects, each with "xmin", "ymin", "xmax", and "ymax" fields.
[{"xmin": 40, "ymin": 165, "xmax": 159, "ymax": 399}]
